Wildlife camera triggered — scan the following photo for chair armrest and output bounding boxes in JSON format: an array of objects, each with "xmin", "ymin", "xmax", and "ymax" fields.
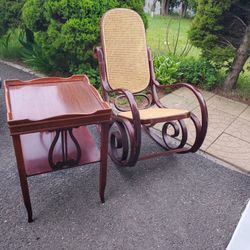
[
  {"xmin": 109, "ymin": 88, "xmax": 141, "ymax": 124},
  {"xmin": 152, "ymin": 80, "xmax": 207, "ymax": 118},
  {"xmin": 108, "ymin": 88, "xmax": 142, "ymax": 166},
  {"xmin": 152, "ymin": 80, "xmax": 208, "ymax": 152}
]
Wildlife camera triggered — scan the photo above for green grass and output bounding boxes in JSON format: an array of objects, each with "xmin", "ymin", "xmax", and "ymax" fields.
[
  {"xmin": 146, "ymin": 14, "xmax": 250, "ymax": 101},
  {"xmin": 146, "ymin": 15, "xmax": 200, "ymax": 57}
]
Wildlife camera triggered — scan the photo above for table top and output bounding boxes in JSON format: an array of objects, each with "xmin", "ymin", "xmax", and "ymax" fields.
[{"xmin": 5, "ymin": 75, "xmax": 111, "ymax": 134}]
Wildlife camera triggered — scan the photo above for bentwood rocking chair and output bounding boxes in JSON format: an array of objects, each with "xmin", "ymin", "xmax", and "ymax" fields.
[{"xmin": 95, "ymin": 8, "xmax": 208, "ymax": 167}]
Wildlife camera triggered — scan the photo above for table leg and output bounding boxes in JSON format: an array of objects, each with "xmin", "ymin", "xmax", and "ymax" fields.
[
  {"xmin": 99, "ymin": 123, "xmax": 109, "ymax": 203},
  {"xmin": 12, "ymin": 135, "xmax": 33, "ymax": 223}
]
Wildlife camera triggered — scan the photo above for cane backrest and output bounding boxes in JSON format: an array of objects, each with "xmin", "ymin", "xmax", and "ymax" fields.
[{"xmin": 101, "ymin": 8, "xmax": 150, "ymax": 93}]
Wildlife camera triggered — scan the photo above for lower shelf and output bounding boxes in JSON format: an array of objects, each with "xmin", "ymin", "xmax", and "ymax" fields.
[{"xmin": 20, "ymin": 126, "xmax": 100, "ymax": 177}]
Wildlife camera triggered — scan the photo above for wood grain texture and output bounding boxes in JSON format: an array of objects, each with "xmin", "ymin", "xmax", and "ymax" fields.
[
  {"xmin": 5, "ymin": 75, "xmax": 110, "ymax": 122},
  {"xmin": 21, "ymin": 126, "xmax": 100, "ymax": 176},
  {"xmin": 4, "ymin": 75, "xmax": 111, "ymax": 135}
]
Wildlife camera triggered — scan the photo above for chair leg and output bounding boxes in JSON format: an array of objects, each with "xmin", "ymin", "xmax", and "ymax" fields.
[
  {"xmin": 143, "ymin": 119, "xmax": 188, "ymax": 151},
  {"xmin": 109, "ymin": 118, "xmax": 141, "ymax": 167}
]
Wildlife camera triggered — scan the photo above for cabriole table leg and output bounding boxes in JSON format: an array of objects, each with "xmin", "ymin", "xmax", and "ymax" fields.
[{"xmin": 12, "ymin": 135, "xmax": 33, "ymax": 223}]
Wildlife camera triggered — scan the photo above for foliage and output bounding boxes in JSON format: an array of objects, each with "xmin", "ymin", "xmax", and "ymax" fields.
[
  {"xmin": 18, "ymin": 31, "xmax": 55, "ymax": 73},
  {"xmin": 22, "ymin": 0, "xmax": 147, "ymax": 79},
  {"xmin": 0, "ymin": 30, "xmax": 23, "ymax": 59},
  {"xmin": 178, "ymin": 57, "xmax": 222, "ymax": 89},
  {"xmin": 154, "ymin": 55, "xmax": 180, "ymax": 84},
  {"xmin": 189, "ymin": 0, "xmax": 235, "ymax": 66},
  {"xmin": 0, "ymin": 0, "xmax": 25, "ymax": 36},
  {"xmin": 70, "ymin": 63, "xmax": 100, "ymax": 89},
  {"xmin": 189, "ymin": 0, "xmax": 250, "ymax": 90},
  {"xmin": 154, "ymin": 54, "xmax": 222, "ymax": 90}
]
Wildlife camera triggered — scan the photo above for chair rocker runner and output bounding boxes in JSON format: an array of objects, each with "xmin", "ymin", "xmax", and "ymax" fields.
[{"xmin": 95, "ymin": 8, "xmax": 208, "ymax": 167}]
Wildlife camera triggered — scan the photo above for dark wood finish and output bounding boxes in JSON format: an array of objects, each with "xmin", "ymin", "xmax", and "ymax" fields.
[
  {"xmin": 5, "ymin": 75, "xmax": 110, "ymax": 135},
  {"xmin": 21, "ymin": 126, "xmax": 100, "ymax": 177},
  {"xmin": 4, "ymin": 75, "xmax": 112, "ymax": 222},
  {"xmin": 99, "ymin": 123, "xmax": 109, "ymax": 203},
  {"xmin": 12, "ymin": 135, "xmax": 33, "ymax": 223},
  {"xmin": 95, "ymin": 44, "xmax": 208, "ymax": 167}
]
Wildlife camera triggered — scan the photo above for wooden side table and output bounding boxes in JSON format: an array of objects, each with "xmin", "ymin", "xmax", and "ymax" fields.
[{"xmin": 4, "ymin": 75, "xmax": 112, "ymax": 222}]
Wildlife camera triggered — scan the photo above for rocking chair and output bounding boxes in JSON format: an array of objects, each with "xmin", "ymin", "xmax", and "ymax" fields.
[{"xmin": 95, "ymin": 8, "xmax": 208, "ymax": 167}]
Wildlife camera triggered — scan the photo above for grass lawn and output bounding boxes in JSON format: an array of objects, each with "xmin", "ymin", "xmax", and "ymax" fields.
[
  {"xmin": 146, "ymin": 14, "xmax": 200, "ymax": 57},
  {"xmin": 146, "ymin": 14, "xmax": 250, "ymax": 102}
]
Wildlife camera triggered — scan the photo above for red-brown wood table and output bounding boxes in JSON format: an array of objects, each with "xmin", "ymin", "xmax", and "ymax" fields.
[{"xmin": 4, "ymin": 75, "xmax": 112, "ymax": 222}]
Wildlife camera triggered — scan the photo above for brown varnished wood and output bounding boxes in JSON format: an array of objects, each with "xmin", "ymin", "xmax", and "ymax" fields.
[
  {"xmin": 21, "ymin": 126, "xmax": 100, "ymax": 177},
  {"xmin": 4, "ymin": 75, "xmax": 112, "ymax": 222},
  {"xmin": 5, "ymin": 75, "xmax": 110, "ymax": 135},
  {"xmin": 12, "ymin": 135, "xmax": 33, "ymax": 222},
  {"xmin": 96, "ymin": 15, "xmax": 208, "ymax": 167}
]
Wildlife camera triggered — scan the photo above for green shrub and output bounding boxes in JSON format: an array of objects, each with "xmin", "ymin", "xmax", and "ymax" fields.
[
  {"xmin": 0, "ymin": 30, "xmax": 23, "ymax": 59},
  {"xmin": 154, "ymin": 54, "xmax": 222, "ymax": 90},
  {"xmin": 178, "ymin": 57, "xmax": 222, "ymax": 89},
  {"xmin": 22, "ymin": 0, "xmax": 147, "ymax": 84},
  {"xmin": 0, "ymin": 0, "xmax": 25, "ymax": 36},
  {"xmin": 70, "ymin": 63, "xmax": 100, "ymax": 89},
  {"xmin": 154, "ymin": 55, "xmax": 180, "ymax": 84},
  {"xmin": 188, "ymin": 0, "xmax": 235, "ymax": 68}
]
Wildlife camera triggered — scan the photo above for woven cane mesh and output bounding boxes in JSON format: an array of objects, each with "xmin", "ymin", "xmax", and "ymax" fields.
[
  {"xmin": 118, "ymin": 108, "xmax": 190, "ymax": 121},
  {"xmin": 101, "ymin": 8, "xmax": 150, "ymax": 93}
]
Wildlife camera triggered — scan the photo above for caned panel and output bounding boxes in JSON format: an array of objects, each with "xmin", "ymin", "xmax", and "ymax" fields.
[{"xmin": 101, "ymin": 8, "xmax": 150, "ymax": 93}]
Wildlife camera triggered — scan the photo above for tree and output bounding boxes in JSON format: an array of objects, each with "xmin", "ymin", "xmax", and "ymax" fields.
[
  {"xmin": 0, "ymin": 0, "xmax": 34, "ymax": 43},
  {"xmin": 189, "ymin": 0, "xmax": 250, "ymax": 90},
  {"xmin": 0, "ymin": 0, "xmax": 24, "ymax": 36},
  {"xmin": 169, "ymin": 0, "xmax": 197, "ymax": 16},
  {"xmin": 161, "ymin": 0, "xmax": 170, "ymax": 15},
  {"xmin": 22, "ymin": 0, "xmax": 147, "ymax": 77},
  {"xmin": 222, "ymin": 2, "xmax": 250, "ymax": 90}
]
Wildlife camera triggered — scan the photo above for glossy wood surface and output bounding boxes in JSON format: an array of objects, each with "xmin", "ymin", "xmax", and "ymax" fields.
[
  {"xmin": 5, "ymin": 75, "xmax": 112, "ymax": 222},
  {"xmin": 21, "ymin": 126, "xmax": 100, "ymax": 176},
  {"xmin": 5, "ymin": 75, "xmax": 110, "ymax": 125}
]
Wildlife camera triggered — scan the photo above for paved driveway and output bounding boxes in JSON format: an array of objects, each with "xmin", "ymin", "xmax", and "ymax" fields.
[{"xmin": 0, "ymin": 62, "xmax": 250, "ymax": 250}]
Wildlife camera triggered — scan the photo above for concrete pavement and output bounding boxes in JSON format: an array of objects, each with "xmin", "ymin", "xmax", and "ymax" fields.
[{"xmin": 160, "ymin": 88, "xmax": 250, "ymax": 173}]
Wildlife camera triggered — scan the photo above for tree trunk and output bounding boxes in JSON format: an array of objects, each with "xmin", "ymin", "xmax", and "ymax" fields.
[
  {"xmin": 151, "ymin": 0, "xmax": 158, "ymax": 12},
  {"xmin": 161, "ymin": 0, "xmax": 169, "ymax": 16},
  {"xmin": 223, "ymin": 24, "xmax": 250, "ymax": 90},
  {"xmin": 180, "ymin": 1, "xmax": 187, "ymax": 17}
]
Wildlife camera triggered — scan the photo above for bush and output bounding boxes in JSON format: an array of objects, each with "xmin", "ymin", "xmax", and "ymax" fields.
[
  {"xmin": 154, "ymin": 54, "xmax": 222, "ymax": 90},
  {"xmin": 188, "ymin": 0, "xmax": 235, "ymax": 68},
  {"xmin": 0, "ymin": 0, "xmax": 25, "ymax": 36},
  {"xmin": 154, "ymin": 55, "xmax": 180, "ymax": 84},
  {"xmin": 22, "ymin": 0, "xmax": 147, "ymax": 84},
  {"xmin": 178, "ymin": 57, "xmax": 222, "ymax": 89}
]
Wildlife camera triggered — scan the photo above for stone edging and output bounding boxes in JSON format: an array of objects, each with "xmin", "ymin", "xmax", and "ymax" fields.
[{"xmin": 0, "ymin": 59, "xmax": 47, "ymax": 78}]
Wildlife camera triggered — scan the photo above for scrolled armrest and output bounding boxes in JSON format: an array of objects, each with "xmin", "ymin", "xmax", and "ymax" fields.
[
  {"xmin": 109, "ymin": 88, "xmax": 141, "ymax": 124},
  {"xmin": 155, "ymin": 81, "xmax": 204, "ymax": 106},
  {"xmin": 152, "ymin": 80, "xmax": 208, "ymax": 151},
  {"xmin": 153, "ymin": 80, "xmax": 207, "ymax": 120}
]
